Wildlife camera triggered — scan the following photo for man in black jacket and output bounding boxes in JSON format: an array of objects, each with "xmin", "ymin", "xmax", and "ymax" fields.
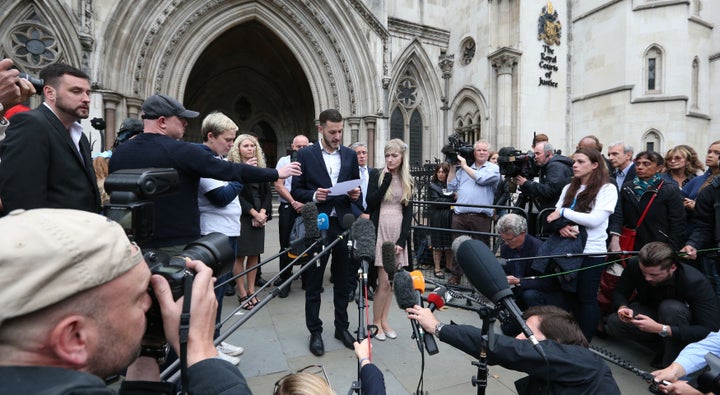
[
  {"xmin": 515, "ymin": 141, "xmax": 572, "ymax": 213},
  {"xmin": 406, "ymin": 304, "xmax": 620, "ymax": 394},
  {"xmin": 0, "ymin": 63, "xmax": 99, "ymax": 215},
  {"xmin": 0, "ymin": 209, "xmax": 251, "ymax": 394},
  {"xmin": 607, "ymin": 242, "xmax": 720, "ymax": 368}
]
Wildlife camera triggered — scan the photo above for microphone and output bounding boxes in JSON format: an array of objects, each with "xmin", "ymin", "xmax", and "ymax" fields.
[
  {"xmin": 453, "ymin": 237, "xmax": 546, "ymax": 358},
  {"xmin": 301, "ymin": 202, "xmax": 320, "ymax": 241},
  {"xmin": 426, "ymin": 287, "xmax": 446, "ymax": 312},
  {"xmin": 350, "ymin": 218, "xmax": 376, "ymax": 266},
  {"xmin": 393, "ymin": 270, "xmax": 424, "ymax": 353},
  {"xmin": 341, "ymin": 213, "xmax": 355, "ymax": 231},
  {"xmin": 317, "ymin": 212, "xmax": 329, "ymax": 246},
  {"xmin": 409, "ymin": 270, "xmax": 438, "ymax": 355},
  {"xmin": 381, "ymin": 241, "xmax": 396, "ymax": 281}
]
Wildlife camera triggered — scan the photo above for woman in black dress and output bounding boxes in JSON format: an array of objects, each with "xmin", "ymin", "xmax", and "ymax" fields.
[
  {"xmin": 427, "ymin": 163, "xmax": 455, "ymax": 279},
  {"xmin": 228, "ymin": 134, "xmax": 272, "ymax": 310}
]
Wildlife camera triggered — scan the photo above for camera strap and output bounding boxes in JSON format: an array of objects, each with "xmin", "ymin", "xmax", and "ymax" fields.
[{"xmin": 179, "ymin": 272, "xmax": 194, "ymax": 394}]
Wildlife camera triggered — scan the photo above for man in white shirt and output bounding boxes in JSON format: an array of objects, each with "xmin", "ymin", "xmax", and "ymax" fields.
[{"xmin": 274, "ymin": 134, "xmax": 309, "ymax": 298}]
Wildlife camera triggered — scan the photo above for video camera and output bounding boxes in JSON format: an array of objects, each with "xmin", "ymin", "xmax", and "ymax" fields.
[
  {"xmin": 104, "ymin": 168, "xmax": 233, "ymax": 346},
  {"xmin": 497, "ymin": 147, "xmax": 538, "ymax": 178},
  {"xmin": 698, "ymin": 352, "xmax": 720, "ymax": 394},
  {"xmin": 142, "ymin": 233, "xmax": 234, "ymax": 346},
  {"xmin": 18, "ymin": 72, "xmax": 44, "ymax": 92},
  {"xmin": 441, "ymin": 134, "xmax": 475, "ymax": 164}
]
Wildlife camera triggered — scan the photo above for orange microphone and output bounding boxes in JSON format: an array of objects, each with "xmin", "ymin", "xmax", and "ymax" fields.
[{"xmin": 410, "ymin": 270, "xmax": 426, "ymax": 293}]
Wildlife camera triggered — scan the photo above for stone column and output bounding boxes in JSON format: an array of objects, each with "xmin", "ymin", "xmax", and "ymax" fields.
[
  {"xmin": 363, "ymin": 116, "xmax": 377, "ymax": 168},
  {"xmin": 126, "ymin": 97, "xmax": 144, "ymax": 119},
  {"xmin": 489, "ymin": 48, "xmax": 521, "ymax": 148},
  {"xmin": 101, "ymin": 92, "xmax": 122, "ymax": 150},
  {"xmin": 438, "ymin": 53, "xmax": 454, "ymax": 141},
  {"xmin": 346, "ymin": 117, "xmax": 361, "ymax": 145}
]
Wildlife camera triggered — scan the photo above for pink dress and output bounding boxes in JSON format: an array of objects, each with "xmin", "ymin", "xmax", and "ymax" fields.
[{"xmin": 374, "ymin": 175, "xmax": 408, "ymax": 268}]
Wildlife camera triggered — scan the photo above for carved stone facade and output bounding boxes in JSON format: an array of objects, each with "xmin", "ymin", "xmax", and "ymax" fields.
[{"xmin": 0, "ymin": 0, "xmax": 718, "ymax": 162}]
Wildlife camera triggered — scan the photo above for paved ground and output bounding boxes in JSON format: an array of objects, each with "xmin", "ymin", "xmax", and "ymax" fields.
[{"xmin": 213, "ymin": 216, "xmax": 658, "ymax": 394}]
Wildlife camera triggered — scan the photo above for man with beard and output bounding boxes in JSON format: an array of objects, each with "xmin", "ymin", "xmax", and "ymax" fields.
[{"xmin": 0, "ymin": 63, "xmax": 100, "ymax": 215}]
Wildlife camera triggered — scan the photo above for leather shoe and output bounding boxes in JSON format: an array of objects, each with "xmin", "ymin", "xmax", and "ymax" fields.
[
  {"xmin": 278, "ymin": 285, "xmax": 290, "ymax": 298},
  {"xmin": 273, "ymin": 276, "xmax": 289, "ymax": 287},
  {"xmin": 334, "ymin": 329, "xmax": 355, "ymax": 350},
  {"xmin": 255, "ymin": 275, "xmax": 268, "ymax": 287},
  {"xmin": 309, "ymin": 332, "xmax": 324, "ymax": 356}
]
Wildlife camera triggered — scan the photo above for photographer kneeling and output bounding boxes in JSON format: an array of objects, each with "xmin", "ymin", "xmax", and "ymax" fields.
[{"xmin": 0, "ymin": 209, "xmax": 251, "ymax": 394}]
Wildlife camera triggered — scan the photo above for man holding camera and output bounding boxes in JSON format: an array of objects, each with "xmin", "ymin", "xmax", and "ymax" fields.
[
  {"xmin": 446, "ymin": 139, "xmax": 500, "ymax": 284},
  {"xmin": 109, "ymin": 93, "xmax": 301, "ymax": 252},
  {"xmin": 0, "ymin": 63, "xmax": 100, "ymax": 215},
  {"xmin": 0, "ymin": 58, "xmax": 36, "ymax": 141},
  {"xmin": 515, "ymin": 141, "xmax": 572, "ymax": 212},
  {"xmin": 0, "ymin": 209, "xmax": 251, "ymax": 394}
]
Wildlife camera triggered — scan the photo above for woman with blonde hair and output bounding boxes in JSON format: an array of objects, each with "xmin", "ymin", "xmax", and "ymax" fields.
[
  {"xmin": 366, "ymin": 138, "xmax": 413, "ymax": 340},
  {"xmin": 227, "ymin": 133, "xmax": 272, "ymax": 309},
  {"xmin": 663, "ymin": 145, "xmax": 704, "ymax": 188}
]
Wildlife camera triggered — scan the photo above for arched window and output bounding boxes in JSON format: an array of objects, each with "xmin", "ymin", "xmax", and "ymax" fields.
[
  {"xmin": 642, "ymin": 130, "xmax": 662, "ymax": 152},
  {"xmin": 409, "ymin": 110, "xmax": 423, "ymax": 165},
  {"xmin": 691, "ymin": 57, "xmax": 699, "ymax": 110},
  {"xmin": 644, "ymin": 46, "xmax": 663, "ymax": 94},
  {"xmin": 390, "ymin": 107, "xmax": 404, "ymax": 140}
]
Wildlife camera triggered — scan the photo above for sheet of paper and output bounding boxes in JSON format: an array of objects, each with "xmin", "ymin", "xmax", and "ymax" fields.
[{"xmin": 329, "ymin": 179, "xmax": 361, "ymax": 196}]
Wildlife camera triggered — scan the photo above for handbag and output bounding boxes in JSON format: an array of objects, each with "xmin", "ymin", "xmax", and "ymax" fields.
[{"xmin": 619, "ymin": 181, "xmax": 663, "ymax": 251}]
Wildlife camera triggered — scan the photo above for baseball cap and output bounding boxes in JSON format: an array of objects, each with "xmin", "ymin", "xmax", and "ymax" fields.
[
  {"xmin": 141, "ymin": 94, "xmax": 199, "ymax": 119},
  {"xmin": 115, "ymin": 117, "xmax": 144, "ymax": 146},
  {"xmin": 0, "ymin": 209, "xmax": 142, "ymax": 325}
]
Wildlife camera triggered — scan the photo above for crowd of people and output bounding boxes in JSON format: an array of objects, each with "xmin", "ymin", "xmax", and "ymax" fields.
[{"xmin": 2, "ymin": 59, "xmax": 720, "ymax": 394}]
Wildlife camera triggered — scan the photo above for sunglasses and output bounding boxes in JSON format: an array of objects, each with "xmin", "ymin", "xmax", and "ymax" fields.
[{"xmin": 273, "ymin": 364, "xmax": 330, "ymax": 394}]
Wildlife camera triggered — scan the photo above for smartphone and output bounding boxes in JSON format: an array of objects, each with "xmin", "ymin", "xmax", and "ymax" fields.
[{"xmin": 290, "ymin": 150, "xmax": 298, "ymax": 162}]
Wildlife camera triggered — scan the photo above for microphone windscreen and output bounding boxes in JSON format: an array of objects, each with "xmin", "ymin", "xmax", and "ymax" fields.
[
  {"xmin": 410, "ymin": 270, "xmax": 426, "ymax": 293},
  {"xmin": 455, "ymin": 238, "xmax": 513, "ymax": 304},
  {"xmin": 451, "ymin": 235, "xmax": 472, "ymax": 257},
  {"xmin": 317, "ymin": 212, "xmax": 329, "ymax": 231},
  {"xmin": 301, "ymin": 202, "xmax": 320, "ymax": 240},
  {"xmin": 341, "ymin": 213, "xmax": 355, "ymax": 230},
  {"xmin": 427, "ymin": 292, "xmax": 445, "ymax": 309},
  {"xmin": 381, "ymin": 241, "xmax": 396, "ymax": 276},
  {"xmin": 351, "ymin": 218, "xmax": 376, "ymax": 262},
  {"xmin": 393, "ymin": 270, "xmax": 418, "ymax": 309}
]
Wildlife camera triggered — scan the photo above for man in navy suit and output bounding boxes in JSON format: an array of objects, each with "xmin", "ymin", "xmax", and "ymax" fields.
[
  {"xmin": 292, "ymin": 109, "xmax": 361, "ymax": 356},
  {"xmin": 0, "ymin": 63, "xmax": 99, "ymax": 215}
]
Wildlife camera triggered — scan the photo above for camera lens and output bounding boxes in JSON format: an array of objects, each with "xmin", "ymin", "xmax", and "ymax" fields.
[{"xmin": 180, "ymin": 232, "xmax": 234, "ymax": 276}]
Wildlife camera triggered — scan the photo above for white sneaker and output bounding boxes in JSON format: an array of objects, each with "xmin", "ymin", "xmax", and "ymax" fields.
[
  {"xmin": 217, "ymin": 349, "xmax": 241, "ymax": 365},
  {"xmin": 217, "ymin": 341, "xmax": 244, "ymax": 356}
]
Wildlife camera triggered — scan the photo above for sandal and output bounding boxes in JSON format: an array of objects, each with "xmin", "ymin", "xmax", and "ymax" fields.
[
  {"xmin": 434, "ymin": 270, "xmax": 445, "ymax": 279},
  {"xmin": 237, "ymin": 295, "xmax": 249, "ymax": 307},
  {"xmin": 242, "ymin": 296, "xmax": 259, "ymax": 311}
]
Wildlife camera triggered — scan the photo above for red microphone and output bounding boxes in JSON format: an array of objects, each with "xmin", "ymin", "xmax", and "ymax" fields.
[{"xmin": 427, "ymin": 292, "xmax": 445, "ymax": 312}]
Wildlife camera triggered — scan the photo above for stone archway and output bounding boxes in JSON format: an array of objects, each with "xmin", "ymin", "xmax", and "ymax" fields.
[{"xmin": 182, "ymin": 21, "xmax": 313, "ymax": 165}]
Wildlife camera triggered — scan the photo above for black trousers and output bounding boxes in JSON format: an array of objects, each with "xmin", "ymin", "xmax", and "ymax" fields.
[
  {"xmin": 303, "ymin": 217, "xmax": 358, "ymax": 333},
  {"xmin": 277, "ymin": 202, "xmax": 298, "ymax": 281}
]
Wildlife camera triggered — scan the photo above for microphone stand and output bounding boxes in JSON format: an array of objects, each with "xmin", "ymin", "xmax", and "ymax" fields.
[
  {"xmin": 348, "ymin": 249, "xmax": 369, "ymax": 395},
  {"xmin": 161, "ymin": 238, "xmax": 332, "ymax": 382}
]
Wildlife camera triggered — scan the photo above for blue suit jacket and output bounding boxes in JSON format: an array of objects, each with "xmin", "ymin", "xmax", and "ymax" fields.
[{"xmin": 291, "ymin": 143, "xmax": 360, "ymax": 220}]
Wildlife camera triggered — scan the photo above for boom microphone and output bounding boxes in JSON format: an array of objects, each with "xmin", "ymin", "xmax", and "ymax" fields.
[
  {"xmin": 351, "ymin": 218, "xmax": 376, "ymax": 265},
  {"xmin": 341, "ymin": 213, "xmax": 355, "ymax": 231},
  {"xmin": 317, "ymin": 212, "xmax": 329, "ymax": 246},
  {"xmin": 453, "ymin": 237, "xmax": 546, "ymax": 358},
  {"xmin": 393, "ymin": 271, "xmax": 424, "ymax": 352},
  {"xmin": 381, "ymin": 241, "xmax": 396, "ymax": 280},
  {"xmin": 300, "ymin": 202, "xmax": 320, "ymax": 241}
]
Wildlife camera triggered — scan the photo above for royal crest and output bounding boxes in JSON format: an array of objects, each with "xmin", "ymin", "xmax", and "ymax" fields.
[{"xmin": 538, "ymin": 1, "xmax": 562, "ymax": 46}]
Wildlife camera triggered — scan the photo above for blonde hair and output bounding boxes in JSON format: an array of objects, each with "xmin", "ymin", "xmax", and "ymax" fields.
[
  {"xmin": 381, "ymin": 138, "xmax": 413, "ymax": 205},
  {"xmin": 201, "ymin": 111, "xmax": 238, "ymax": 141},
  {"xmin": 273, "ymin": 372, "xmax": 335, "ymax": 395},
  {"xmin": 228, "ymin": 134, "xmax": 266, "ymax": 168}
]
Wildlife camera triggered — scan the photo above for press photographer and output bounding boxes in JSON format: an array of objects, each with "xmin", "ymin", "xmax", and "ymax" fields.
[{"xmin": 0, "ymin": 209, "xmax": 251, "ymax": 394}]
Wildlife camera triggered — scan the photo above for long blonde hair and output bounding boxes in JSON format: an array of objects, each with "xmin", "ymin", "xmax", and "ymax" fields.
[
  {"xmin": 381, "ymin": 138, "xmax": 413, "ymax": 205},
  {"xmin": 227, "ymin": 133, "xmax": 266, "ymax": 168}
]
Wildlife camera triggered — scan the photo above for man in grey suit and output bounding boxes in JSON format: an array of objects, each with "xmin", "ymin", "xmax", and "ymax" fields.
[
  {"xmin": 0, "ymin": 63, "xmax": 99, "ymax": 215},
  {"xmin": 291, "ymin": 109, "xmax": 361, "ymax": 356}
]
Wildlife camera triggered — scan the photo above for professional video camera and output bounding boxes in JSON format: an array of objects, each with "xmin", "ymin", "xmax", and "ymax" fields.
[
  {"xmin": 497, "ymin": 146, "xmax": 538, "ymax": 178},
  {"xmin": 18, "ymin": 72, "xmax": 44, "ymax": 92},
  {"xmin": 698, "ymin": 353, "xmax": 720, "ymax": 394},
  {"xmin": 104, "ymin": 168, "xmax": 179, "ymax": 243},
  {"xmin": 142, "ymin": 233, "xmax": 234, "ymax": 346},
  {"xmin": 441, "ymin": 134, "xmax": 475, "ymax": 164}
]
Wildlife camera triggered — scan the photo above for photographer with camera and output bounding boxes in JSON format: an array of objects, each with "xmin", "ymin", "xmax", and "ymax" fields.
[
  {"xmin": 0, "ymin": 58, "xmax": 36, "ymax": 140},
  {"xmin": 446, "ymin": 139, "xmax": 500, "ymax": 284},
  {"xmin": 515, "ymin": 141, "xmax": 572, "ymax": 214},
  {"xmin": 0, "ymin": 63, "xmax": 100, "ymax": 216},
  {"xmin": 109, "ymin": 94, "xmax": 301, "ymax": 252},
  {"xmin": 0, "ymin": 209, "xmax": 251, "ymax": 394},
  {"xmin": 653, "ymin": 331, "xmax": 720, "ymax": 395}
]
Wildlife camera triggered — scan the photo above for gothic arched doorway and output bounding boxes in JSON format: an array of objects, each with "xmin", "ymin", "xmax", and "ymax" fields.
[{"xmin": 183, "ymin": 20, "xmax": 314, "ymax": 167}]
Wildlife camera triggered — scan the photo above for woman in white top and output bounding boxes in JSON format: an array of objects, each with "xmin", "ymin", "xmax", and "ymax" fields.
[{"xmin": 546, "ymin": 147, "xmax": 618, "ymax": 341}]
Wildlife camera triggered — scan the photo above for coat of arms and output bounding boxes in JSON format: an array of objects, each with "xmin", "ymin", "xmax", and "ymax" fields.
[{"xmin": 538, "ymin": 1, "xmax": 562, "ymax": 46}]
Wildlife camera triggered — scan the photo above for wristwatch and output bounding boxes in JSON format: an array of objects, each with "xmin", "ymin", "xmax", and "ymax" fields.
[
  {"xmin": 659, "ymin": 325, "xmax": 669, "ymax": 338},
  {"xmin": 435, "ymin": 322, "xmax": 445, "ymax": 337}
]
